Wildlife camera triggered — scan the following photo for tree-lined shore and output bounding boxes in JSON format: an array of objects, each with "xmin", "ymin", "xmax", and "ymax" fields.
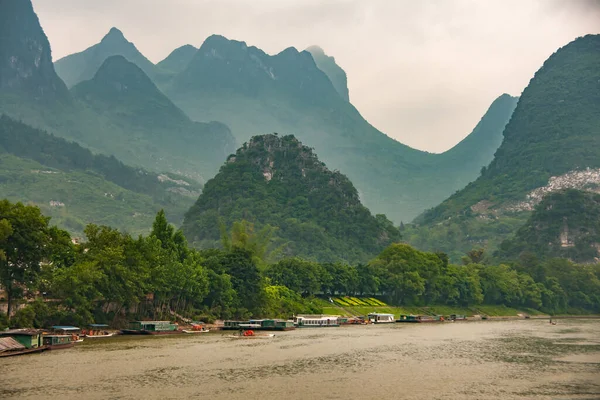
[{"xmin": 1, "ymin": 200, "xmax": 599, "ymax": 329}]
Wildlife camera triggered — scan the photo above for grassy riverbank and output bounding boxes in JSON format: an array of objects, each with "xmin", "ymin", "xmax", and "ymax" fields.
[{"xmin": 316, "ymin": 299, "xmax": 547, "ymax": 318}]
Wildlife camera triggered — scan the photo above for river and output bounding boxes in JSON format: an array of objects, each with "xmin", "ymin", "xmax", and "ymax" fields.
[{"xmin": 1, "ymin": 319, "xmax": 600, "ymax": 399}]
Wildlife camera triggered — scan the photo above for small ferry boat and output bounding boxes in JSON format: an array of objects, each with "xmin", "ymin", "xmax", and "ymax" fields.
[
  {"xmin": 121, "ymin": 321, "xmax": 181, "ymax": 335},
  {"xmin": 43, "ymin": 334, "xmax": 75, "ymax": 349},
  {"xmin": 339, "ymin": 317, "xmax": 367, "ymax": 325},
  {"xmin": 293, "ymin": 315, "xmax": 340, "ymax": 328},
  {"xmin": 223, "ymin": 319, "xmax": 295, "ymax": 331},
  {"xmin": 367, "ymin": 313, "xmax": 395, "ymax": 324},
  {"xmin": 227, "ymin": 330, "xmax": 275, "ymax": 339},
  {"xmin": 52, "ymin": 326, "xmax": 84, "ymax": 342},
  {"xmin": 448, "ymin": 314, "xmax": 467, "ymax": 321},
  {"xmin": 396, "ymin": 315, "xmax": 444, "ymax": 323},
  {"xmin": 83, "ymin": 324, "xmax": 115, "ymax": 338},
  {"xmin": 182, "ymin": 323, "xmax": 210, "ymax": 334}
]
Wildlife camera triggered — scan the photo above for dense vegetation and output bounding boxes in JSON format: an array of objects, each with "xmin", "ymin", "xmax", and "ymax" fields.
[
  {"xmin": 407, "ymin": 35, "xmax": 600, "ymax": 260},
  {"xmin": 0, "ymin": 115, "xmax": 198, "ymax": 235},
  {"xmin": 160, "ymin": 34, "xmax": 516, "ymax": 222},
  {"xmin": 2, "ymin": 201, "xmax": 599, "ymax": 330},
  {"xmin": 3, "ymin": 2, "xmax": 519, "ymax": 222},
  {"xmin": 0, "ymin": 4, "xmax": 236, "ymax": 185},
  {"xmin": 498, "ymin": 189, "xmax": 600, "ymax": 263},
  {"xmin": 421, "ymin": 34, "xmax": 600, "ymax": 224},
  {"xmin": 183, "ymin": 134, "xmax": 401, "ymax": 263}
]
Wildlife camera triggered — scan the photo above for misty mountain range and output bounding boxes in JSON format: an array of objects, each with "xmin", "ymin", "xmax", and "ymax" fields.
[{"xmin": 3, "ymin": 0, "xmax": 599, "ymax": 264}]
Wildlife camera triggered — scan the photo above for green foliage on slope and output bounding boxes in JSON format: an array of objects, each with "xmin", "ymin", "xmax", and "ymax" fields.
[
  {"xmin": 69, "ymin": 55, "xmax": 237, "ymax": 182},
  {"xmin": 160, "ymin": 35, "xmax": 516, "ymax": 222},
  {"xmin": 498, "ymin": 189, "xmax": 600, "ymax": 263},
  {"xmin": 408, "ymin": 35, "xmax": 600, "ymax": 260},
  {"xmin": 182, "ymin": 134, "xmax": 401, "ymax": 263},
  {"xmin": 421, "ymin": 34, "xmax": 600, "ymax": 224},
  {"xmin": 0, "ymin": 116, "xmax": 198, "ymax": 236}
]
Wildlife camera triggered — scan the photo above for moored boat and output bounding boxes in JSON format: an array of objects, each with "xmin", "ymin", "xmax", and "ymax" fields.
[
  {"xmin": 293, "ymin": 315, "xmax": 340, "ymax": 328},
  {"xmin": 182, "ymin": 323, "xmax": 210, "ymax": 334},
  {"xmin": 0, "ymin": 335, "xmax": 47, "ymax": 357},
  {"xmin": 227, "ymin": 330, "xmax": 275, "ymax": 339},
  {"xmin": 84, "ymin": 324, "xmax": 116, "ymax": 338},
  {"xmin": 223, "ymin": 319, "xmax": 295, "ymax": 331},
  {"xmin": 121, "ymin": 321, "xmax": 182, "ymax": 335},
  {"xmin": 448, "ymin": 314, "xmax": 467, "ymax": 321},
  {"xmin": 396, "ymin": 315, "xmax": 444, "ymax": 323},
  {"xmin": 52, "ymin": 326, "xmax": 84, "ymax": 342},
  {"xmin": 367, "ymin": 313, "xmax": 395, "ymax": 324},
  {"xmin": 339, "ymin": 317, "xmax": 367, "ymax": 325},
  {"xmin": 43, "ymin": 334, "xmax": 75, "ymax": 349}
]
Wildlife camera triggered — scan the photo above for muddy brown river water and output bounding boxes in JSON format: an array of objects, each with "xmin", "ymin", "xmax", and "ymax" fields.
[{"xmin": 1, "ymin": 319, "xmax": 600, "ymax": 399}]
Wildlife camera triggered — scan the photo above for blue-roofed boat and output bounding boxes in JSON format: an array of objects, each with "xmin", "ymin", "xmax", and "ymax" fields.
[{"xmin": 51, "ymin": 326, "xmax": 84, "ymax": 342}]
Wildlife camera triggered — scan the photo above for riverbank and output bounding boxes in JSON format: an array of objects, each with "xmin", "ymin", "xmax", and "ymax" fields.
[{"xmin": 316, "ymin": 299, "xmax": 599, "ymax": 319}]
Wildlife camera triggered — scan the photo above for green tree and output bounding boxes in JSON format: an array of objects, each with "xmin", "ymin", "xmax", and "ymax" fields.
[{"xmin": 0, "ymin": 201, "xmax": 52, "ymax": 319}]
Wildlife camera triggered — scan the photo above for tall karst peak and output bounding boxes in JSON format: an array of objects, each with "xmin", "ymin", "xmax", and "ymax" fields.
[
  {"xmin": 99, "ymin": 27, "xmax": 128, "ymax": 46},
  {"xmin": 156, "ymin": 44, "xmax": 198, "ymax": 74},
  {"xmin": 0, "ymin": 0, "xmax": 69, "ymax": 100},
  {"xmin": 92, "ymin": 55, "xmax": 154, "ymax": 90},
  {"xmin": 421, "ymin": 34, "xmax": 600, "ymax": 225},
  {"xmin": 182, "ymin": 133, "xmax": 401, "ymax": 263},
  {"xmin": 71, "ymin": 55, "xmax": 187, "ymax": 125},
  {"xmin": 54, "ymin": 26, "xmax": 155, "ymax": 88},
  {"xmin": 306, "ymin": 45, "xmax": 349, "ymax": 101}
]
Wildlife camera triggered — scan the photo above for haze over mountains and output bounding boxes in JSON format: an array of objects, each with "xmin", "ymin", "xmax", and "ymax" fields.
[
  {"xmin": 4, "ymin": 0, "xmax": 599, "ymax": 265},
  {"xmin": 409, "ymin": 34, "xmax": 600, "ymax": 261},
  {"xmin": 52, "ymin": 27, "xmax": 516, "ymax": 222}
]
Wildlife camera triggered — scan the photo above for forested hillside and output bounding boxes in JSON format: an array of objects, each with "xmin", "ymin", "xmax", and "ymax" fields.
[
  {"xmin": 498, "ymin": 189, "xmax": 600, "ymax": 263},
  {"xmin": 407, "ymin": 35, "xmax": 600, "ymax": 260},
  {"xmin": 182, "ymin": 134, "xmax": 401, "ymax": 263},
  {"xmin": 421, "ymin": 34, "xmax": 600, "ymax": 224},
  {"xmin": 0, "ymin": 116, "xmax": 198, "ymax": 235}
]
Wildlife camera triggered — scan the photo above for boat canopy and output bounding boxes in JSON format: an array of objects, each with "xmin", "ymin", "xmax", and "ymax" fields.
[
  {"xmin": 89, "ymin": 324, "xmax": 109, "ymax": 327},
  {"xmin": 52, "ymin": 326, "xmax": 81, "ymax": 331}
]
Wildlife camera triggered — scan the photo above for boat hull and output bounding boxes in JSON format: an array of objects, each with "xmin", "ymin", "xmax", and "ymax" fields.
[
  {"xmin": 0, "ymin": 346, "xmax": 47, "ymax": 357},
  {"xmin": 295, "ymin": 325, "xmax": 340, "ymax": 328},
  {"xmin": 120, "ymin": 329, "xmax": 183, "ymax": 335},
  {"xmin": 46, "ymin": 342, "xmax": 75, "ymax": 350},
  {"xmin": 182, "ymin": 330, "xmax": 210, "ymax": 334},
  {"xmin": 227, "ymin": 334, "xmax": 275, "ymax": 339},
  {"xmin": 84, "ymin": 333, "xmax": 116, "ymax": 338}
]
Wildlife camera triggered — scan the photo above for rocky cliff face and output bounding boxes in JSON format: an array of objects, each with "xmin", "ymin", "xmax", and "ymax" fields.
[
  {"xmin": 0, "ymin": 0, "xmax": 69, "ymax": 100},
  {"xmin": 306, "ymin": 45, "xmax": 350, "ymax": 101},
  {"xmin": 498, "ymin": 189, "xmax": 600, "ymax": 263}
]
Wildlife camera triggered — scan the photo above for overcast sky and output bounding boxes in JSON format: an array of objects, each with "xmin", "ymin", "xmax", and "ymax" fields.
[{"xmin": 32, "ymin": 0, "xmax": 600, "ymax": 153}]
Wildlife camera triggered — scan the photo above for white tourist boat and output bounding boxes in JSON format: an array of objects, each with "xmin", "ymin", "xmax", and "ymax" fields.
[{"xmin": 293, "ymin": 315, "xmax": 340, "ymax": 328}]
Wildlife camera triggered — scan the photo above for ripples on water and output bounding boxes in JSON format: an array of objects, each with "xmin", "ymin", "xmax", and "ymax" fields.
[{"xmin": 1, "ymin": 319, "xmax": 599, "ymax": 399}]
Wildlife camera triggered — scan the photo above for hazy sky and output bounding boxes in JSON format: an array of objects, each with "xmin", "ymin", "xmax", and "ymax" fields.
[{"xmin": 32, "ymin": 0, "xmax": 600, "ymax": 153}]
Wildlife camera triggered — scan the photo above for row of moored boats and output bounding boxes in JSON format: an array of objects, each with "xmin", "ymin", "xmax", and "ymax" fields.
[{"xmin": 0, "ymin": 313, "xmax": 474, "ymax": 356}]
